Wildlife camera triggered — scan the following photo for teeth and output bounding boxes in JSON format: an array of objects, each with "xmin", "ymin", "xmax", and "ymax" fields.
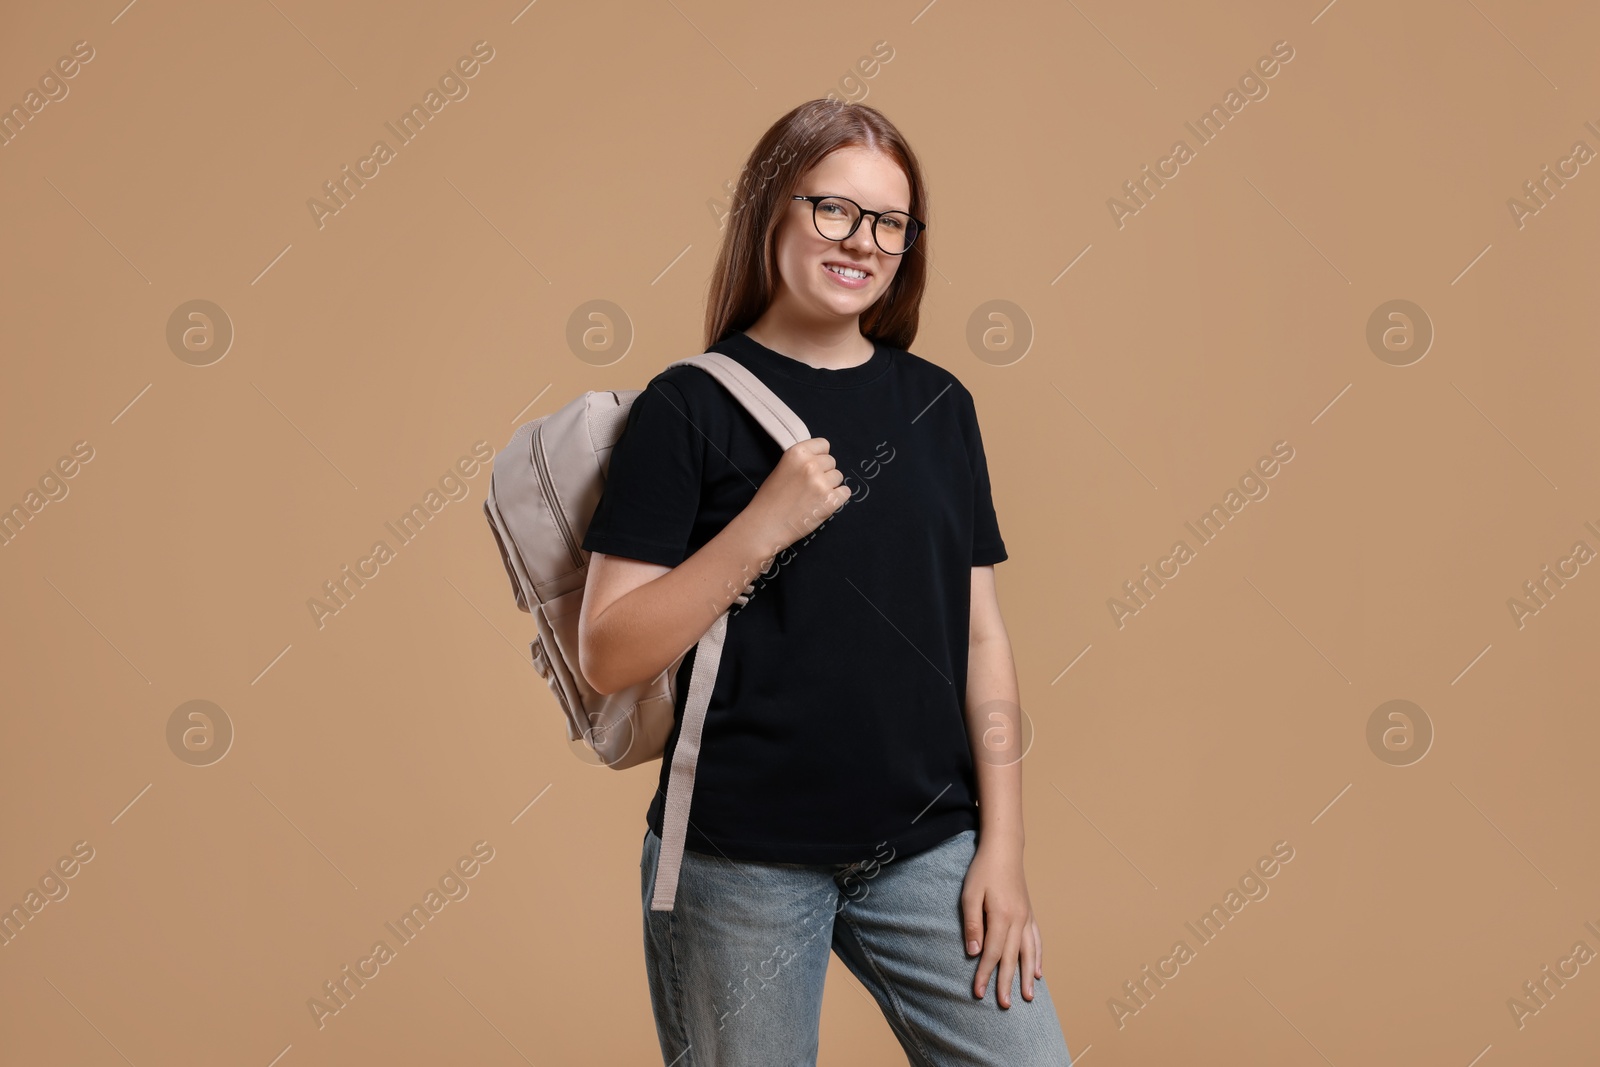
[{"xmin": 826, "ymin": 264, "xmax": 867, "ymax": 279}]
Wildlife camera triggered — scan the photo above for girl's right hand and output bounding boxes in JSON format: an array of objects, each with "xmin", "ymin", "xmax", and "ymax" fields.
[{"xmin": 745, "ymin": 437, "xmax": 851, "ymax": 555}]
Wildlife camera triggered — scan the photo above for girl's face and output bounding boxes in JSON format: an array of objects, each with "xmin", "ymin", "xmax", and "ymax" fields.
[{"xmin": 770, "ymin": 146, "xmax": 911, "ymax": 328}]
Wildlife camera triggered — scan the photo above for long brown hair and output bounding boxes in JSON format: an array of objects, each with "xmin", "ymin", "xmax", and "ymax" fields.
[{"xmin": 703, "ymin": 99, "xmax": 930, "ymax": 353}]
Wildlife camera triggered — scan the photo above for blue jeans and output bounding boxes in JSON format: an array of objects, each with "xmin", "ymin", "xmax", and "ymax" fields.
[{"xmin": 640, "ymin": 825, "xmax": 1073, "ymax": 1066}]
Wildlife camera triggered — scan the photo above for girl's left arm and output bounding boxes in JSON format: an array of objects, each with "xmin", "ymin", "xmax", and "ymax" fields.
[{"xmin": 960, "ymin": 563, "xmax": 1044, "ymax": 1008}]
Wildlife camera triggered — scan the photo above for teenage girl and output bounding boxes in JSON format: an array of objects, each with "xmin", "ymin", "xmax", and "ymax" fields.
[{"xmin": 578, "ymin": 98, "xmax": 1072, "ymax": 1067}]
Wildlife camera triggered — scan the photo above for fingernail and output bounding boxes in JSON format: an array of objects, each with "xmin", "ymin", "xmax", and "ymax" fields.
[{"xmin": 967, "ymin": 939, "xmax": 979, "ymax": 954}]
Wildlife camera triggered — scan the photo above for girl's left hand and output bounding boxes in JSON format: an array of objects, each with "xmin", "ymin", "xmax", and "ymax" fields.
[{"xmin": 960, "ymin": 838, "xmax": 1043, "ymax": 1008}]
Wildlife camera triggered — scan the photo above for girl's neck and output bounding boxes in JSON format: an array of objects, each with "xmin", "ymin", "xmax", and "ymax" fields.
[{"xmin": 742, "ymin": 316, "xmax": 874, "ymax": 371}]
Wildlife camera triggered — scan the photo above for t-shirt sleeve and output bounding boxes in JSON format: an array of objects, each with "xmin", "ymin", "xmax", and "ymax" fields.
[
  {"xmin": 580, "ymin": 375, "xmax": 702, "ymax": 568},
  {"xmin": 966, "ymin": 389, "xmax": 1008, "ymax": 567}
]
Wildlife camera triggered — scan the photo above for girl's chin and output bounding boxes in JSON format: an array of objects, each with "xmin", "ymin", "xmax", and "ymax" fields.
[{"xmin": 814, "ymin": 279, "xmax": 878, "ymax": 303}]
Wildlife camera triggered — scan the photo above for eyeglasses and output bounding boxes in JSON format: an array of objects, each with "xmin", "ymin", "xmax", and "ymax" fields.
[{"xmin": 791, "ymin": 195, "xmax": 926, "ymax": 255}]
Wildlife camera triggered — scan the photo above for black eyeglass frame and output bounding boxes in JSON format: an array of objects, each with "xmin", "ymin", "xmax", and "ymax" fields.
[{"xmin": 791, "ymin": 195, "xmax": 927, "ymax": 255}]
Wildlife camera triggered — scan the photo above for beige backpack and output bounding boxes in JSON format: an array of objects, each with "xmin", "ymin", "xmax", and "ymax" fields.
[{"xmin": 481, "ymin": 351, "xmax": 809, "ymax": 910}]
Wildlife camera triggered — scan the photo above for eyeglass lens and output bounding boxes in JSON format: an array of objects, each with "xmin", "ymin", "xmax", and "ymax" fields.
[{"xmin": 812, "ymin": 196, "xmax": 919, "ymax": 254}]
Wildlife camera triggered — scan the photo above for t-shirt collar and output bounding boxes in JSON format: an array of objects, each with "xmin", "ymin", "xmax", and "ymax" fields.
[{"xmin": 718, "ymin": 330, "xmax": 893, "ymax": 389}]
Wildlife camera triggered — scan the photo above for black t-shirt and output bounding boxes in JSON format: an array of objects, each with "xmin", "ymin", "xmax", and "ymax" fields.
[{"xmin": 580, "ymin": 330, "xmax": 1008, "ymax": 864}]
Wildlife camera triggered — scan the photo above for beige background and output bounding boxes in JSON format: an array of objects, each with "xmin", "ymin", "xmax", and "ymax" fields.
[{"xmin": 2, "ymin": 0, "xmax": 1598, "ymax": 1063}]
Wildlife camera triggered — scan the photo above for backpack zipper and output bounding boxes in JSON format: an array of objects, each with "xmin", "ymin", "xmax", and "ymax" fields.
[{"xmin": 533, "ymin": 421, "xmax": 584, "ymax": 570}]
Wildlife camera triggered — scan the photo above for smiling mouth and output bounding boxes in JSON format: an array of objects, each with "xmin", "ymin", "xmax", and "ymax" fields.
[{"xmin": 823, "ymin": 262, "xmax": 872, "ymax": 279}]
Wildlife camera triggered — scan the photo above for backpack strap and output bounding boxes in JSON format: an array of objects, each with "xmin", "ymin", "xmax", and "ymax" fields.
[
  {"xmin": 646, "ymin": 350, "xmax": 810, "ymax": 911},
  {"xmin": 666, "ymin": 351, "xmax": 809, "ymax": 451}
]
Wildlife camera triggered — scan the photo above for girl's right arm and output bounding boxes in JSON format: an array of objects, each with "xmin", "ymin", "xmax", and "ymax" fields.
[{"xmin": 577, "ymin": 437, "xmax": 848, "ymax": 696}]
